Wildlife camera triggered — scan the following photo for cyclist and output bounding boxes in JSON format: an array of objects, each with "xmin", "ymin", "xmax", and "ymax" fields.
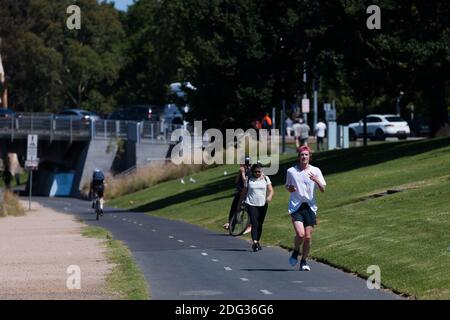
[
  {"xmin": 223, "ymin": 156, "xmax": 252, "ymax": 233},
  {"xmin": 90, "ymin": 168, "xmax": 105, "ymax": 215}
]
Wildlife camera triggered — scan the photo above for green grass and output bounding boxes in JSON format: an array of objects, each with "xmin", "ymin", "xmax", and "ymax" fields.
[
  {"xmin": 81, "ymin": 226, "xmax": 149, "ymax": 300},
  {"xmin": 109, "ymin": 137, "xmax": 450, "ymax": 299},
  {"xmin": 0, "ymin": 172, "xmax": 29, "ymax": 188}
]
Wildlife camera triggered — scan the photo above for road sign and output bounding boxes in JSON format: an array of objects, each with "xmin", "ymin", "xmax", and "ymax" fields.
[
  {"xmin": 25, "ymin": 159, "xmax": 39, "ymax": 170},
  {"xmin": 301, "ymin": 98, "xmax": 310, "ymax": 113},
  {"xmin": 27, "ymin": 134, "xmax": 38, "ymax": 161}
]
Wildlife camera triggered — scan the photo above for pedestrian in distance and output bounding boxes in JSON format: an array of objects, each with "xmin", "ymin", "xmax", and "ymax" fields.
[
  {"xmin": 243, "ymin": 163, "xmax": 274, "ymax": 252},
  {"xmin": 285, "ymin": 116, "xmax": 294, "ymax": 138},
  {"xmin": 285, "ymin": 145, "xmax": 326, "ymax": 271},
  {"xmin": 299, "ymin": 118, "xmax": 310, "ymax": 146},
  {"xmin": 261, "ymin": 112, "xmax": 273, "ymax": 131},
  {"xmin": 314, "ymin": 119, "xmax": 327, "ymax": 152},
  {"xmin": 292, "ymin": 119, "xmax": 302, "ymax": 148}
]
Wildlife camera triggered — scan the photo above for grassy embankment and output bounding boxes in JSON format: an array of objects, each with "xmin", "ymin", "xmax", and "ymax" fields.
[{"xmin": 109, "ymin": 137, "xmax": 450, "ymax": 299}]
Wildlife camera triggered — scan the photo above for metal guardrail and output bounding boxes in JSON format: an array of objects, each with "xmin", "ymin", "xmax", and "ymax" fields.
[{"xmin": 0, "ymin": 115, "xmax": 190, "ymax": 142}]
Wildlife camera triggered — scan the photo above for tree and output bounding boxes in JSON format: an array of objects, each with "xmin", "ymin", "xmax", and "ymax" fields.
[{"xmin": 0, "ymin": 0, "xmax": 125, "ymax": 113}]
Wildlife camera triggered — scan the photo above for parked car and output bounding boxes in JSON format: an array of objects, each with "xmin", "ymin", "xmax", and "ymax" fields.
[
  {"xmin": 55, "ymin": 109, "xmax": 100, "ymax": 122},
  {"xmin": 348, "ymin": 114, "xmax": 410, "ymax": 141},
  {"xmin": 107, "ymin": 105, "xmax": 155, "ymax": 121},
  {"xmin": 0, "ymin": 108, "xmax": 16, "ymax": 118},
  {"xmin": 163, "ymin": 103, "xmax": 183, "ymax": 125},
  {"xmin": 408, "ymin": 118, "xmax": 430, "ymax": 137}
]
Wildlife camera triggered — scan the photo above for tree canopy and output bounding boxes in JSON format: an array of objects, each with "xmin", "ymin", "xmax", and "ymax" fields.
[{"xmin": 0, "ymin": 0, "xmax": 448, "ymax": 135}]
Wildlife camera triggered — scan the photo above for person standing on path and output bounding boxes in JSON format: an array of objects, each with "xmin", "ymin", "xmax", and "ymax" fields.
[
  {"xmin": 244, "ymin": 163, "xmax": 274, "ymax": 252},
  {"xmin": 285, "ymin": 116, "xmax": 294, "ymax": 138},
  {"xmin": 314, "ymin": 119, "xmax": 327, "ymax": 152},
  {"xmin": 299, "ymin": 118, "xmax": 310, "ymax": 146},
  {"xmin": 285, "ymin": 146, "xmax": 326, "ymax": 271},
  {"xmin": 292, "ymin": 119, "xmax": 302, "ymax": 147}
]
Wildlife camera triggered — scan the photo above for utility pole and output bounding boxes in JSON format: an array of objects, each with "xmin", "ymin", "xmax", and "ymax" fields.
[
  {"xmin": 313, "ymin": 77, "xmax": 318, "ymax": 131},
  {"xmin": 281, "ymin": 100, "xmax": 286, "ymax": 154},
  {"xmin": 303, "ymin": 61, "xmax": 308, "ymax": 124}
]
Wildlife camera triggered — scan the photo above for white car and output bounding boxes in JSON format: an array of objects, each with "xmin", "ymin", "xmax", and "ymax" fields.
[{"xmin": 348, "ymin": 114, "xmax": 410, "ymax": 141}]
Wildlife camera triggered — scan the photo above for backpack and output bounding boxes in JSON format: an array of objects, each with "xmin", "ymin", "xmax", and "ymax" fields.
[{"xmin": 93, "ymin": 171, "xmax": 104, "ymax": 182}]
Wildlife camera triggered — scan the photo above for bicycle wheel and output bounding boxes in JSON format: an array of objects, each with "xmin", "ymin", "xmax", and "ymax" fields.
[
  {"xmin": 95, "ymin": 199, "xmax": 100, "ymax": 220},
  {"xmin": 229, "ymin": 206, "xmax": 250, "ymax": 236}
]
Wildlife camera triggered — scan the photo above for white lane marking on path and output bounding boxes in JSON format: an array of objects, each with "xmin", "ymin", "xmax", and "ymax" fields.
[
  {"xmin": 139, "ymin": 224, "xmax": 143, "ymax": 226},
  {"xmin": 152, "ymin": 229, "xmax": 156, "ymax": 232},
  {"xmin": 224, "ymin": 267, "xmax": 232, "ymax": 271},
  {"xmin": 168, "ymin": 236, "xmax": 174, "ymax": 239},
  {"xmin": 189, "ymin": 245, "xmax": 197, "ymax": 248},
  {"xmin": 133, "ymin": 222, "xmax": 137, "ymax": 224},
  {"xmin": 177, "ymin": 240, "xmax": 184, "ymax": 243},
  {"xmin": 292, "ymin": 281, "xmax": 304, "ymax": 284},
  {"xmin": 260, "ymin": 290, "xmax": 273, "ymax": 295},
  {"xmin": 201, "ymin": 252, "xmax": 208, "ymax": 256},
  {"xmin": 240, "ymin": 278, "xmax": 249, "ymax": 282},
  {"xmin": 211, "ymin": 259, "xmax": 219, "ymax": 262}
]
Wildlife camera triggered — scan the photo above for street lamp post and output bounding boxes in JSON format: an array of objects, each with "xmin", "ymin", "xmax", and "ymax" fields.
[{"xmin": 396, "ymin": 91, "xmax": 404, "ymax": 116}]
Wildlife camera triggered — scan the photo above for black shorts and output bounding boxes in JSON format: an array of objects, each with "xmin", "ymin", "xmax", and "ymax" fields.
[
  {"xmin": 290, "ymin": 203, "xmax": 316, "ymax": 227},
  {"xmin": 317, "ymin": 137, "xmax": 324, "ymax": 144},
  {"xmin": 93, "ymin": 184, "xmax": 104, "ymax": 198}
]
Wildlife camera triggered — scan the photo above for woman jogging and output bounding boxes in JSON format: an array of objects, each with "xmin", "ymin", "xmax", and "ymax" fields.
[{"xmin": 244, "ymin": 163, "xmax": 274, "ymax": 252}]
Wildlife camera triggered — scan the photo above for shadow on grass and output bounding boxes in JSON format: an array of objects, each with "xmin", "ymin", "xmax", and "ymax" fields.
[
  {"xmin": 131, "ymin": 138, "xmax": 450, "ymax": 213},
  {"xmin": 131, "ymin": 175, "xmax": 238, "ymax": 212}
]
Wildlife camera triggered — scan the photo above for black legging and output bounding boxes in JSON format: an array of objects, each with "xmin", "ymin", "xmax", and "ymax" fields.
[{"xmin": 246, "ymin": 203, "xmax": 268, "ymax": 241}]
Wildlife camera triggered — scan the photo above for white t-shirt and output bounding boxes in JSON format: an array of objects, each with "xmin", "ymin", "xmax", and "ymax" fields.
[
  {"xmin": 315, "ymin": 122, "xmax": 327, "ymax": 138},
  {"xmin": 286, "ymin": 118, "xmax": 293, "ymax": 129},
  {"xmin": 245, "ymin": 175, "xmax": 272, "ymax": 207},
  {"xmin": 292, "ymin": 123, "xmax": 302, "ymax": 137},
  {"xmin": 285, "ymin": 165, "xmax": 326, "ymax": 214}
]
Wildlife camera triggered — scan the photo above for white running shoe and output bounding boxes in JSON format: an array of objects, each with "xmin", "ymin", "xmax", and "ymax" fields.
[{"xmin": 300, "ymin": 260, "xmax": 311, "ymax": 271}]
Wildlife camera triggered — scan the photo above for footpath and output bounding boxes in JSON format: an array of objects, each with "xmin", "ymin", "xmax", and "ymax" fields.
[{"xmin": 0, "ymin": 200, "xmax": 117, "ymax": 300}]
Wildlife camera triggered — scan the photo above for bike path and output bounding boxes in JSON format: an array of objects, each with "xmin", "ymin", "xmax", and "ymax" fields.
[{"xmin": 34, "ymin": 197, "xmax": 402, "ymax": 300}]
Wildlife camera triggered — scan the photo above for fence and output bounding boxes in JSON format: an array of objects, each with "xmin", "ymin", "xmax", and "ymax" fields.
[{"xmin": 0, "ymin": 115, "xmax": 189, "ymax": 142}]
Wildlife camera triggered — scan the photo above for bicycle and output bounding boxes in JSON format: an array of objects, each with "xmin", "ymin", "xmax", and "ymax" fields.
[
  {"xmin": 229, "ymin": 201, "xmax": 251, "ymax": 236},
  {"xmin": 93, "ymin": 193, "xmax": 102, "ymax": 220}
]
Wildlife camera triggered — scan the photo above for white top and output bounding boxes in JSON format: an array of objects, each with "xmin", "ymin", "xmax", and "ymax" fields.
[
  {"xmin": 245, "ymin": 175, "xmax": 272, "ymax": 207},
  {"xmin": 300, "ymin": 123, "xmax": 310, "ymax": 139},
  {"xmin": 315, "ymin": 122, "xmax": 327, "ymax": 138},
  {"xmin": 286, "ymin": 118, "xmax": 293, "ymax": 128},
  {"xmin": 292, "ymin": 123, "xmax": 302, "ymax": 136},
  {"xmin": 285, "ymin": 165, "xmax": 326, "ymax": 214}
]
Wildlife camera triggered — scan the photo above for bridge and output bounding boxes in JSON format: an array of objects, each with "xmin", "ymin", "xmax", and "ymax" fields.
[{"xmin": 0, "ymin": 114, "xmax": 185, "ymax": 197}]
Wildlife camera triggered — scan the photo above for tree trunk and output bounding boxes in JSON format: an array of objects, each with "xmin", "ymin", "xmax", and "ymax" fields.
[{"xmin": 427, "ymin": 77, "xmax": 447, "ymax": 138}]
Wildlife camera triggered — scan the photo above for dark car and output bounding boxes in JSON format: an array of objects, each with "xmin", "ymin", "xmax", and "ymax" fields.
[
  {"xmin": 408, "ymin": 118, "xmax": 430, "ymax": 137},
  {"xmin": 108, "ymin": 105, "xmax": 161, "ymax": 121},
  {"xmin": 55, "ymin": 108, "xmax": 100, "ymax": 122},
  {"xmin": 0, "ymin": 108, "xmax": 16, "ymax": 118}
]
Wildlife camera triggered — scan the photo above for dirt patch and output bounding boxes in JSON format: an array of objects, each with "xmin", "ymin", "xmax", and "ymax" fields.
[{"xmin": 0, "ymin": 201, "xmax": 118, "ymax": 300}]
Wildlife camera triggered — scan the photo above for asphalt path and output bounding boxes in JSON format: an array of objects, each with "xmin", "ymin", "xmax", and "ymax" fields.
[{"xmin": 32, "ymin": 196, "xmax": 402, "ymax": 300}]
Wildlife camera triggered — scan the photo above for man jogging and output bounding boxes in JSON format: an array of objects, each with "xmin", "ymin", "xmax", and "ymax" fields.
[{"xmin": 285, "ymin": 146, "xmax": 326, "ymax": 271}]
